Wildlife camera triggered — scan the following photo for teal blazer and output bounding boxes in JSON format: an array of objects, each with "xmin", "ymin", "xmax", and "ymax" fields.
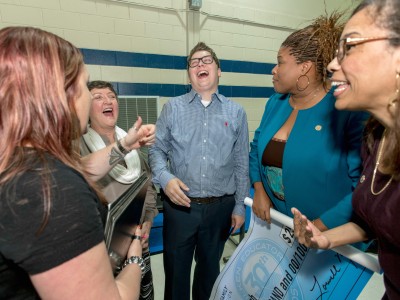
[{"xmin": 249, "ymin": 91, "xmax": 369, "ymax": 229}]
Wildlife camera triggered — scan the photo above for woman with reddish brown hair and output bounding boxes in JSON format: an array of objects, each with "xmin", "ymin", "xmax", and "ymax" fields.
[{"xmin": 0, "ymin": 26, "xmax": 148, "ymax": 299}]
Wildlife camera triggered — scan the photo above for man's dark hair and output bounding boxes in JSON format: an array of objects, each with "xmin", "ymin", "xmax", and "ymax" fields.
[{"xmin": 187, "ymin": 42, "xmax": 220, "ymax": 70}]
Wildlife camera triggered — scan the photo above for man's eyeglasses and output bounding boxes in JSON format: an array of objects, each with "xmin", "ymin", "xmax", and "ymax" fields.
[
  {"xmin": 336, "ymin": 36, "xmax": 398, "ymax": 63},
  {"xmin": 188, "ymin": 55, "xmax": 214, "ymax": 68}
]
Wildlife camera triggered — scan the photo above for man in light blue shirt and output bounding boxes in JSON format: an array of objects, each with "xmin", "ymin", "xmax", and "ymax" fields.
[{"xmin": 149, "ymin": 42, "xmax": 249, "ymax": 300}]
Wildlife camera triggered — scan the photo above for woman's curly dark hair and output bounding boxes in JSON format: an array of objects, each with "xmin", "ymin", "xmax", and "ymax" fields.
[{"xmin": 282, "ymin": 11, "xmax": 346, "ymax": 90}]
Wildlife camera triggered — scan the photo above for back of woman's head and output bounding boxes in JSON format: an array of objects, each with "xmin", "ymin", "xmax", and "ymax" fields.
[
  {"xmin": 0, "ymin": 27, "xmax": 84, "ymax": 175},
  {"xmin": 282, "ymin": 12, "xmax": 345, "ymax": 86}
]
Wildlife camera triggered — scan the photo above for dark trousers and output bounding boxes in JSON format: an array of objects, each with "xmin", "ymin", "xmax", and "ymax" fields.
[{"xmin": 162, "ymin": 194, "xmax": 235, "ymax": 300}]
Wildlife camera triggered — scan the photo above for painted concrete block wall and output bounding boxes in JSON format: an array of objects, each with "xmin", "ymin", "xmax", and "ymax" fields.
[{"xmin": 0, "ymin": 0, "xmax": 357, "ymax": 138}]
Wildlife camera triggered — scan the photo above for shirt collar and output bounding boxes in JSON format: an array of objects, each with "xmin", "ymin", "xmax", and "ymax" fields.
[{"xmin": 188, "ymin": 89, "xmax": 224, "ymax": 103}]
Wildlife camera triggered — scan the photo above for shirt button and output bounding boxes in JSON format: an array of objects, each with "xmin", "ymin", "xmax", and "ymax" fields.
[
  {"xmin": 202, "ymin": 174, "xmax": 205, "ymax": 177},
  {"xmin": 203, "ymin": 139, "xmax": 206, "ymax": 143},
  {"xmin": 204, "ymin": 123, "xmax": 207, "ymax": 126}
]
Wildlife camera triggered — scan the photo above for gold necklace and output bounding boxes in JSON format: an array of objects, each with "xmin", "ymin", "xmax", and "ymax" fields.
[
  {"xmin": 289, "ymin": 88, "xmax": 321, "ymax": 110},
  {"xmin": 370, "ymin": 130, "xmax": 393, "ymax": 195}
]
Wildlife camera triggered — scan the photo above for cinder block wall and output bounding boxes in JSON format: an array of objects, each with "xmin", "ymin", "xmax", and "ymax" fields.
[{"xmin": 0, "ymin": 0, "xmax": 355, "ymax": 141}]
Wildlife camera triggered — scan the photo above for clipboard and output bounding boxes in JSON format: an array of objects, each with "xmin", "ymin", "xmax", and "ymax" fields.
[{"xmin": 104, "ymin": 172, "xmax": 150, "ymax": 274}]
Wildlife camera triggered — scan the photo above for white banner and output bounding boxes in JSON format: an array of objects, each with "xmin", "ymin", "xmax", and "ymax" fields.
[{"xmin": 210, "ymin": 198, "xmax": 380, "ymax": 300}]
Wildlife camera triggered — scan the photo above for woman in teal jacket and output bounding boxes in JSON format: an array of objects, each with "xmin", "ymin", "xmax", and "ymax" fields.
[{"xmin": 249, "ymin": 13, "xmax": 368, "ymax": 231}]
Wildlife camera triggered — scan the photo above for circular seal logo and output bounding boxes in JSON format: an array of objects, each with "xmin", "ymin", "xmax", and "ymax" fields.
[{"xmin": 233, "ymin": 238, "xmax": 304, "ymax": 300}]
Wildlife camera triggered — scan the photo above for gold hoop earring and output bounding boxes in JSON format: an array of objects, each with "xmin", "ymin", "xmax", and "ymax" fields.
[
  {"xmin": 296, "ymin": 74, "xmax": 310, "ymax": 91},
  {"xmin": 388, "ymin": 72, "xmax": 400, "ymax": 109}
]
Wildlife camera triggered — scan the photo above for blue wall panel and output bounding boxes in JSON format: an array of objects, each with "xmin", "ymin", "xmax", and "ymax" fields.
[{"xmin": 82, "ymin": 48, "xmax": 276, "ymax": 98}]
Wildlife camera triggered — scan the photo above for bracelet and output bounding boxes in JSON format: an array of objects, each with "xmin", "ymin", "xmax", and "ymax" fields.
[
  {"xmin": 116, "ymin": 138, "xmax": 130, "ymax": 155},
  {"xmin": 131, "ymin": 234, "xmax": 142, "ymax": 241},
  {"xmin": 122, "ymin": 256, "xmax": 145, "ymax": 276}
]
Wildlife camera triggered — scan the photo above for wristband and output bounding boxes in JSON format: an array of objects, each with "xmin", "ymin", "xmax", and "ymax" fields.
[{"xmin": 116, "ymin": 138, "xmax": 130, "ymax": 155}]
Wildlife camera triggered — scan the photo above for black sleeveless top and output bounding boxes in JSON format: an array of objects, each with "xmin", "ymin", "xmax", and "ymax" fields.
[{"xmin": 262, "ymin": 138, "xmax": 286, "ymax": 168}]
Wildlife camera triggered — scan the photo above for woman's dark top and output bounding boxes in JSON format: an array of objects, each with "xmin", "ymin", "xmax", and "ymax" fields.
[
  {"xmin": 262, "ymin": 137, "xmax": 286, "ymax": 168},
  {"xmin": 0, "ymin": 153, "xmax": 105, "ymax": 299},
  {"xmin": 351, "ymin": 136, "xmax": 400, "ymax": 299}
]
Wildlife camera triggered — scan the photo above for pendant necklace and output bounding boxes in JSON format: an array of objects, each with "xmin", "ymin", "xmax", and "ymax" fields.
[{"xmin": 370, "ymin": 129, "xmax": 393, "ymax": 195}]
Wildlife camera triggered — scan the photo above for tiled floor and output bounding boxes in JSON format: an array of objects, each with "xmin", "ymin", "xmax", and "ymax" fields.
[{"xmin": 149, "ymin": 235, "xmax": 385, "ymax": 300}]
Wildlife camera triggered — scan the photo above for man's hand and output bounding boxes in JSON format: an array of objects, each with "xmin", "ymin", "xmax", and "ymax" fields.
[
  {"xmin": 230, "ymin": 214, "xmax": 245, "ymax": 235},
  {"xmin": 165, "ymin": 178, "xmax": 191, "ymax": 207}
]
